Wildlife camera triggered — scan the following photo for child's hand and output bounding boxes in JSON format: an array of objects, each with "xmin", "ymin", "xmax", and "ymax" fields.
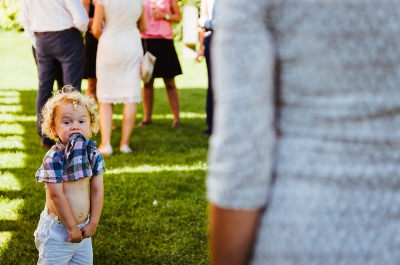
[
  {"xmin": 80, "ymin": 222, "xmax": 98, "ymax": 238},
  {"xmin": 68, "ymin": 226, "xmax": 83, "ymax": 243}
]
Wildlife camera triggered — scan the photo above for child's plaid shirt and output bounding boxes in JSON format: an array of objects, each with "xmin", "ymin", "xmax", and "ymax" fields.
[{"xmin": 35, "ymin": 134, "xmax": 105, "ymax": 183}]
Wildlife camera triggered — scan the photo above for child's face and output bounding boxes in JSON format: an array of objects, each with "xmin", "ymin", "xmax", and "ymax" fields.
[{"xmin": 51, "ymin": 101, "xmax": 91, "ymax": 144}]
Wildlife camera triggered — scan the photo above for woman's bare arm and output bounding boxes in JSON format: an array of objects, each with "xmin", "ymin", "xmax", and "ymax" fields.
[
  {"xmin": 91, "ymin": 3, "xmax": 105, "ymax": 39},
  {"xmin": 210, "ymin": 204, "xmax": 261, "ymax": 265},
  {"xmin": 137, "ymin": 8, "xmax": 147, "ymax": 33}
]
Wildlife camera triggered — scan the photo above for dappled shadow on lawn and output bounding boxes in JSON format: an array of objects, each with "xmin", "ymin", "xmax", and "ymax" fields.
[
  {"xmin": 0, "ymin": 88, "xmax": 210, "ymax": 264},
  {"xmin": 0, "ymin": 89, "xmax": 44, "ymax": 264}
]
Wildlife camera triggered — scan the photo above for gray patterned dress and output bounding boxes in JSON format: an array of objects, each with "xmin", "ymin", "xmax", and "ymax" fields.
[{"xmin": 207, "ymin": 1, "xmax": 400, "ymax": 264}]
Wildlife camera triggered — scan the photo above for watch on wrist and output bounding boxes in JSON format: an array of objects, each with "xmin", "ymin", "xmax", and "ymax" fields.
[{"xmin": 164, "ymin": 13, "xmax": 171, "ymax": 20}]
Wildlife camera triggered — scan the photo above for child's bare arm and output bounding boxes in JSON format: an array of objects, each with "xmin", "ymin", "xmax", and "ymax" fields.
[
  {"xmin": 81, "ymin": 174, "xmax": 104, "ymax": 238},
  {"xmin": 46, "ymin": 183, "xmax": 83, "ymax": 243}
]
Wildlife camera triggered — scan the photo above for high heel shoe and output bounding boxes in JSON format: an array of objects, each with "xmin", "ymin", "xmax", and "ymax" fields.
[
  {"xmin": 120, "ymin": 145, "xmax": 133, "ymax": 154},
  {"xmin": 99, "ymin": 144, "xmax": 113, "ymax": 157}
]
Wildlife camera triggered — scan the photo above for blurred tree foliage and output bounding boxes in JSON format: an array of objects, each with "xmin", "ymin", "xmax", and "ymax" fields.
[
  {"xmin": 0, "ymin": 0, "xmax": 23, "ymax": 31},
  {"xmin": 0, "ymin": 0, "xmax": 200, "ymax": 39}
]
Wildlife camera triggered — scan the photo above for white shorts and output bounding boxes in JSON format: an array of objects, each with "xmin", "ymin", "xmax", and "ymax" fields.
[{"xmin": 34, "ymin": 207, "xmax": 93, "ymax": 265}]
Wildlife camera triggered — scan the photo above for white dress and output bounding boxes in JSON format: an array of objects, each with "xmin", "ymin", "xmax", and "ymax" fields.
[
  {"xmin": 95, "ymin": 0, "xmax": 143, "ymax": 103},
  {"xmin": 207, "ymin": 0, "xmax": 400, "ymax": 264}
]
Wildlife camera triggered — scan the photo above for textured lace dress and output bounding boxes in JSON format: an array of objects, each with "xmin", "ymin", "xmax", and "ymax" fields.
[
  {"xmin": 95, "ymin": 0, "xmax": 143, "ymax": 103},
  {"xmin": 207, "ymin": 1, "xmax": 400, "ymax": 264}
]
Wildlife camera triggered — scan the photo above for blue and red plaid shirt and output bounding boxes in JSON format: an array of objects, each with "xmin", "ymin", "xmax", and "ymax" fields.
[{"xmin": 35, "ymin": 134, "xmax": 105, "ymax": 183}]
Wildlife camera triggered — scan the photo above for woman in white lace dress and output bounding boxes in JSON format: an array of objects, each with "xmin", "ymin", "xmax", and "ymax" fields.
[
  {"xmin": 207, "ymin": 1, "xmax": 400, "ymax": 264},
  {"xmin": 92, "ymin": 0, "xmax": 146, "ymax": 156}
]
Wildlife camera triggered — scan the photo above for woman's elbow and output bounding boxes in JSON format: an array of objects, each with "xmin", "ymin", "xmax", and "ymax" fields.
[
  {"xmin": 91, "ymin": 27, "xmax": 101, "ymax": 39},
  {"xmin": 175, "ymin": 14, "xmax": 182, "ymax": 23}
]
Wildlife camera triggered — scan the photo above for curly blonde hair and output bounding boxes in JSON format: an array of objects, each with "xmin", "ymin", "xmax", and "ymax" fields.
[{"xmin": 41, "ymin": 85, "xmax": 99, "ymax": 141}]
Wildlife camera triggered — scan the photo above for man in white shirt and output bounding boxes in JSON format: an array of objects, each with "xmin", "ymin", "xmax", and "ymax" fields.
[{"xmin": 20, "ymin": 0, "xmax": 88, "ymax": 148}]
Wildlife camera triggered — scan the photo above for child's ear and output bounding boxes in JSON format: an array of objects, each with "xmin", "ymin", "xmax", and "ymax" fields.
[{"xmin": 50, "ymin": 126, "xmax": 58, "ymax": 138}]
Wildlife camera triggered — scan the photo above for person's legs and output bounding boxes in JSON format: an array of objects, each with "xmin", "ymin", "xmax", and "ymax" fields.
[
  {"xmin": 120, "ymin": 102, "xmax": 137, "ymax": 150},
  {"xmin": 57, "ymin": 29, "xmax": 84, "ymax": 91},
  {"xmin": 55, "ymin": 59, "xmax": 64, "ymax": 90},
  {"xmin": 69, "ymin": 238, "xmax": 93, "ymax": 265},
  {"xmin": 35, "ymin": 36, "xmax": 57, "ymax": 147},
  {"xmin": 98, "ymin": 102, "xmax": 113, "ymax": 156},
  {"xmin": 205, "ymin": 83, "xmax": 214, "ymax": 134},
  {"xmin": 33, "ymin": 46, "xmax": 64, "ymax": 91},
  {"xmin": 85, "ymin": 78, "xmax": 97, "ymax": 100},
  {"xmin": 139, "ymin": 79, "xmax": 154, "ymax": 125},
  {"xmin": 163, "ymin": 78, "xmax": 180, "ymax": 127},
  {"xmin": 204, "ymin": 34, "xmax": 213, "ymax": 135}
]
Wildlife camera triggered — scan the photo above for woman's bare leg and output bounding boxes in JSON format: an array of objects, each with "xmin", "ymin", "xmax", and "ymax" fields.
[
  {"xmin": 85, "ymin": 78, "xmax": 97, "ymax": 101},
  {"xmin": 120, "ymin": 102, "xmax": 137, "ymax": 147},
  {"xmin": 164, "ymin": 78, "xmax": 180, "ymax": 127},
  {"xmin": 140, "ymin": 79, "xmax": 154, "ymax": 124},
  {"xmin": 99, "ymin": 102, "xmax": 113, "ymax": 149}
]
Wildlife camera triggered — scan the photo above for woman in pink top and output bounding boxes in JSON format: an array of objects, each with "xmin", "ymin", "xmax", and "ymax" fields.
[{"xmin": 138, "ymin": 0, "xmax": 182, "ymax": 128}]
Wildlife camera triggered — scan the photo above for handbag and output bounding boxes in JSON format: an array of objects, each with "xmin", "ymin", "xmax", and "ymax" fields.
[{"xmin": 140, "ymin": 51, "xmax": 156, "ymax": 83}]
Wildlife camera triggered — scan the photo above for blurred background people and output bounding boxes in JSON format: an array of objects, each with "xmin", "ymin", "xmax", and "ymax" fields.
[
  {"xmin": 82, "ymin": 0, "xmax": 98, "ymax": 101},
  {"xmin": 196, "ymin": 0, "xmax": 215, "ymax": 135},
  {"xmin": 207, "ymin": 1, "xmax": 400, "ymax": 264},
  {"xmin": 138, "ymin": 0, "xmax": 182, "ymax": 128},
  {"xmin": 20, "ymin": 0, "xmax": 88, "ymax": 148},
  {"xmin": 92, "ymin": 0, "xmax": 146, "ymax": 156}
]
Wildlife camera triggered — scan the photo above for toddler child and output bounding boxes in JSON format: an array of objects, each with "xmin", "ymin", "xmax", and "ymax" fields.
[{"xmin": 34, "ymin": 86, "xmax": 105, "ymax": 265}]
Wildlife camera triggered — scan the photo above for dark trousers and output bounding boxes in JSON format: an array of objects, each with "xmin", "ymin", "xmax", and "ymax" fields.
[
  {"xmin": 204, "ymin": 34, "xmax": 214, "ymax": 134},
  {"xmin": 32, "ymin": 46, "xmax": 64, "ymax": 90},
  {"xmin": 35, "ymin": 28, "xmax": 84, "ymax": 144}
]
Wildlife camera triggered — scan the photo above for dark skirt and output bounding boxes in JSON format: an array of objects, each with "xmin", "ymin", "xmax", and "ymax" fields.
[
  {"xmin": 83, "ymin": 31, "xmax": 98, "ymax": 79},
  {"xmin": 142, "ymin": 38, "xmax": 182, "ymax": 79}
]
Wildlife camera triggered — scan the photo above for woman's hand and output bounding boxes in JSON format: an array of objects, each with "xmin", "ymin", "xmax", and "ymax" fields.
[
  {"xmin": 152, "ymin": 10, "xmax": 168, "ymax": 20},
  {"xmin": 195, "ymin": 48, "xmax": 204, "ymax": 62}
]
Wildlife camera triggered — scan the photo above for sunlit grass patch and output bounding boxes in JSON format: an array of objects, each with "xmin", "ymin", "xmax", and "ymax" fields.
[
  {"xmin": 0, "ymin": 114, "xmax": 35, "ymax": 122},
  {"xmin": 0, "ymin": 124, "xmax": 24, "ymax": 135},
  {"xmin": 112, "ymin": 112, "xmax": 206, "ymax": 120},
  {"xmin": 0, "ymin": 172, "xmax": 21, "ymax": 191},
  {"xmin": 107, "ymin": 162, "xmax": 207, "ymax": 175},
  {"xmin": 0, "ymin": 232, "xmax": 13, "ymax": 255},
  {"xmin": 0, "ymin": 136, "xmax": 25, "ymax": 150},
  {"xmin": 0, "ymin": 105, "xmax": 22, "ymax": 113},
  {"xmin": 0, "ymin": 152, "xmax": 27, "ymax": 169},
  {"xmin": 0, "ymin": 199, "xmax": 24, "ymax": 220},
  {"xmin": 0, "ymin": 91, "xmax": 19, "ymax": 97},
  {"xmin": 0, "ymin": 98, "xmax": 19, "ymax": 104}
]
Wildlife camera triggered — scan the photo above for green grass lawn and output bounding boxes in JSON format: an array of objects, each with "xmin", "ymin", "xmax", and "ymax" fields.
[{"xmin": 0, "ymin": 30, "xmax": 210, "ymax": 264}]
